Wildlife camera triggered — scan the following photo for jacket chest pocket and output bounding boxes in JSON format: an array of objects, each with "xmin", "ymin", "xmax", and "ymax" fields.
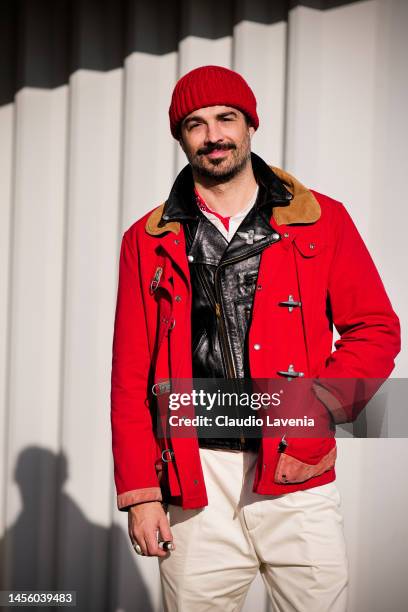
[
  {"xmin": 292, "ymin": 234, "xmax": 330, "ymax": 311},
  {"xmin": 293, "ymin": 235, "xmax": 327, "ymax": 259}
]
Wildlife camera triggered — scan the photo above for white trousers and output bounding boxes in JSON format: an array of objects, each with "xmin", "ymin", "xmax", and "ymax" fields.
[{"xmin": 159, "ymin": 448, "xmax": 349, "ymax": 612}]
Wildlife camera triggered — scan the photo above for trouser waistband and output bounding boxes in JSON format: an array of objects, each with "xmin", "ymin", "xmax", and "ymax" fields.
[{"xmin": 198, "ymin": 437, "xmax": 260, "ymax": 452}]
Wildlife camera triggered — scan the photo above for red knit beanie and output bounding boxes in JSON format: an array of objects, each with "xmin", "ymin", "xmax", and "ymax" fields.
[{"xmin": 168, "ymin": 65, "xmax": 259, "ymax": 139}]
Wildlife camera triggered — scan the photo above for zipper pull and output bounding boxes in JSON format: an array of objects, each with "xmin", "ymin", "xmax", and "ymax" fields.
[
  {"xmin": 278, "ymin": 434, "xmax": 288, "ymax": 453},
  {"xmin": 215, "ymin": 303, "xmax": 221, "ymax": 317}
]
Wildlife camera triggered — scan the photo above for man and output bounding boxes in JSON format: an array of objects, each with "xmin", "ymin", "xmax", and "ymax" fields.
[{"xmin": 110, "ymin": 65, "xmax": 400, "ymax": 611}]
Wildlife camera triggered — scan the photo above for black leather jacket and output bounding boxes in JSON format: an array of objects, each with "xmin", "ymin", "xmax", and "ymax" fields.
[
  {"xmin": 161, "ymin": 152, "xmax": 293, "ymax": 381},
  {"xmin": 184, "ymin": 188, "xmax": 280, "ymax": 379}
]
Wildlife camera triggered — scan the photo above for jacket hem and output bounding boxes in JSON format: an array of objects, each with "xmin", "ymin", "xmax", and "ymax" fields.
[
  {"xmin": 117, "ymin": 487, "xmax": 163, "ymax": 511},
  {"xmin": 255, "ymin": 467, "xmax": 336, "ymax": 495}
]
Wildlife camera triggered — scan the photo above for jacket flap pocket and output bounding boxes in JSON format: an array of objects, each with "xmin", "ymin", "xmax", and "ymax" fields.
[
  {"xmin": 274, "ymin": 445, "xmax": 337, "ymax": 484},
  {"xmin": 294, "ymin": 235, "xmax": 326, "ymax": 257}
]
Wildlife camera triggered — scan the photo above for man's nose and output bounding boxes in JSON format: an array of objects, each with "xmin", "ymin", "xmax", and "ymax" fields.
[{"xmin": 204, "ymin": 121, "xmax": 224, "ymax": 144}]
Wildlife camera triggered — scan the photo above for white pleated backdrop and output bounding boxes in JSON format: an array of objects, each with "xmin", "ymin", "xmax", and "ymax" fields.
[{"xmin": 1, "ymin": 1, "xmax": 407, "ymax": 611}]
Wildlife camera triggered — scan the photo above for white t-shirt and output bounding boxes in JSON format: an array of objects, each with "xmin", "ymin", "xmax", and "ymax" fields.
[{"xmin": 197, "ymin": 185, "xmax": 260, "ymax": 243}]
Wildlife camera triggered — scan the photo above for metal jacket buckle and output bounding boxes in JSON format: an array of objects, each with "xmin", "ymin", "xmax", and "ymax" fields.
[
  {"xmin": 161, "ymin": 448, "xmax": 175, "ymax": 462},
  {"xmin": 150, "ymin": 266, "xmax": 163, "ymax": 293},
  {"xmin": 278, "ymin": 294, "xmax": 302, "ymax": 312},
  {"xmin": 151, "ymin": 380, "xmax": 171, "ymax": 396},
  {"xmin": 277, "ymin": 364, "xmax": 304, "ymax": 381}
]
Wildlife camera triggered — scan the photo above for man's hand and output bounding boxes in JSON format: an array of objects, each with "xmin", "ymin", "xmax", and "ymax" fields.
[{"xmin": 128, "ymin": 501, "xmax": 175, "ymax": 557}]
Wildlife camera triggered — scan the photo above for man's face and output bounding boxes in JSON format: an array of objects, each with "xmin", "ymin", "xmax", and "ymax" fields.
[{"xmin": 179, "ymin": 105, "xmax": 255, "ymax": 181}]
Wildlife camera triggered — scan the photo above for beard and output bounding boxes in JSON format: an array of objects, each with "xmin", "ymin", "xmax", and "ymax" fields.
[{"xmin": 185, "ymin": 132, "xmax": 252, "ymax": 183}]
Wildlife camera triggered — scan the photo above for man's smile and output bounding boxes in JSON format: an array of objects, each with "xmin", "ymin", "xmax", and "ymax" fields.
[{"xmin": 205, "ymin": 149, "xmax": 231, "ymax": 159}]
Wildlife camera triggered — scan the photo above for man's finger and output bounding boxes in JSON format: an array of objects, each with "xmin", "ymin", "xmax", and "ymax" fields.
[
  {"xmin": 145, "ymin": 530, "xmax": 167, "ymax": 557},
  {"xmin": 137, "ymin": 535, "xmax": 149, "ymax": 556},
  {"xmin": 158, "ymin": 516, "xmax": 175, "ymax": 550}
]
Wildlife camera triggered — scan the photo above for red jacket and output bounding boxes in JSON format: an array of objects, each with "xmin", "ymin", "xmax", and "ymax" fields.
[{"xmin": 110, "ymin": 166, "xmax": 400, "ymax": 511}]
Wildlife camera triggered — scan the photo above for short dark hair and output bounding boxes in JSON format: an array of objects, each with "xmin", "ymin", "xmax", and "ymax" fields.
[{"xmin": 244, "ymin": 113, "xmax": 252, "ymax": 127}]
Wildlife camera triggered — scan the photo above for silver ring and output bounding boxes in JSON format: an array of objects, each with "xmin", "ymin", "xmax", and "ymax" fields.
[{"xmin": 132, "ymin": 542, "xmax": 145, "ymax": 556}]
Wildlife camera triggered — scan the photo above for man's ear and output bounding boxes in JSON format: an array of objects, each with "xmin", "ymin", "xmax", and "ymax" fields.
[
  {"xmin": 178, "ymin": 135, "xmax": 185, "ymax": 152},
  {"xmin": 248, "ymin": 126, "xmax": 255, "ymax": 139}
]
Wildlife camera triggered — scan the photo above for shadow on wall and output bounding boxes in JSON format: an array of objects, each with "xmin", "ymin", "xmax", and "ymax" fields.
[
  {"xmin": 0, "ymin": 0, "xmax": 367, "ymax": 106},
  {"xmin": 0, "ymin": 447, "xmax": 153, "ymax": 612}
]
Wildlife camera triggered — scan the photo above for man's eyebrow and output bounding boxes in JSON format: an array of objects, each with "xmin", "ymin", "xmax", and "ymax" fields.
[
  {"xmin": 183, "ymin": 111, "xmax": 238, "ymax": 125},
  {"xmin": 182, "ymin": 115, "xmax": 203, "ymax": 125},
  {"xmin": 217, "ymin": 111, "xmax": 238, "ymax": 118}
]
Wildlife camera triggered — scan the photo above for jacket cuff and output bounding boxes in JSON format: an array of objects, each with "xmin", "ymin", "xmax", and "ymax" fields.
[
  {"xmin": 117, "ymin": 487, "xmax": 163, "ymax": 512},
  {"xmin": 312, "ymin": 382, "xmax": 349, "ymax": 425}
]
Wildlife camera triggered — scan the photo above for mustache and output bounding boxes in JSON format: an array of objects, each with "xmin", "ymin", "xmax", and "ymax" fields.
[{"xmin": 197, "ymin": 143, "xmax": 236, "ymax": 155}]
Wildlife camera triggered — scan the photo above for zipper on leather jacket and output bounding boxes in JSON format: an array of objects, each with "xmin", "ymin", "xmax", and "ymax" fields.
[
  {"xmin": 195, "ymin": 265, "xmax": 246, "ymax": 442},
  {"xmin": 196, "ymin": 264, "xmax": 237, "ymax": 379},
  {"xmin": 186, "ymin": 221, "xmax": 239, "ymax": 379},
  {"xmin": 189, "ymin": 219, "xmax": 280, "ymax": 445},
  {"xmin": 212, "ymin": 239, "xmax": 279, "ymax": 379},
  {"xmin": 196, "ymin": 239, "xmax": 279, "ymax": 446}
]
